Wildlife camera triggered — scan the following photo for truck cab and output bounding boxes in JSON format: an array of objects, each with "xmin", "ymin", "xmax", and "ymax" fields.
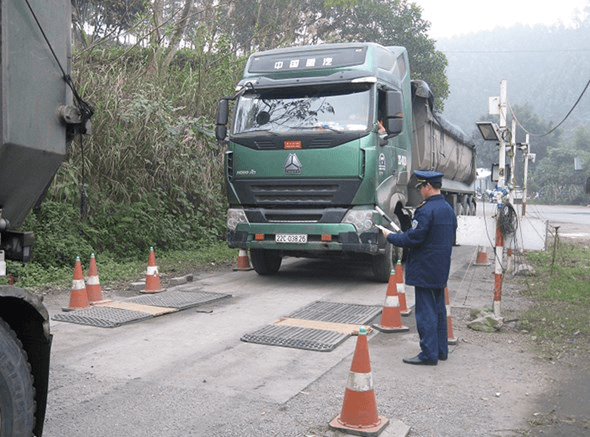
[{"xmin": 216, "ymin": 43, "xmax": 475, "ymax": 282}]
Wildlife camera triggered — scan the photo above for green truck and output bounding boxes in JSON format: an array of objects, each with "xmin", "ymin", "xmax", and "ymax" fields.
[
  {"xmin": 215, "ymin": 42, "xmax": 476, "ymax": 282},
  {"xmin": 1, "ymin": 1, "xmax": 88, "ymax": 435}
]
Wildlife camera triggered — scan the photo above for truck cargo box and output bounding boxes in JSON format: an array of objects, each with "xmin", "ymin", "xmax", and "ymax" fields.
[
  {"xmin": 411, "ymin": 80, "xmax": 476, "ymax": 187},
  {"xmin": 0, "ymin": 0, "xmax": 71, "ymax": 229}
]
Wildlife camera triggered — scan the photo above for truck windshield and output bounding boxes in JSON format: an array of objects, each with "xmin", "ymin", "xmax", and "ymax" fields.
[{"xmin": 233, "ymin": 87, "xmax": 371, "ymax": 134}]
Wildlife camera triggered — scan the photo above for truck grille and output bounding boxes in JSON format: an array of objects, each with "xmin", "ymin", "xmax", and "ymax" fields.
[
  {"xmin": 251, "ymin": 184, "xmax": 338, "ymax": 204},
  {"xmin": 233, "ymin": 178, "xmax": 361, "ymax": 208},
  {"xmin": 244, "ymin": 208, "xmax": 348, "ymax": 224}
]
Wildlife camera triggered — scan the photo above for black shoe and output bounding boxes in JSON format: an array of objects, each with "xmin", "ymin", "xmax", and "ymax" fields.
[
  {"xmin": 402, "ymin": 354, "xmax": 437, "ymax": 366},
  {"xmin": 439, "ymin": 354, "xmax": 448, "ymax": 361}
]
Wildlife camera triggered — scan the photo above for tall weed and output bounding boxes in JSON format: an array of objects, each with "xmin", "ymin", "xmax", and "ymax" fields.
[{"xmin": 28, "ymin": 47, "xmax": 243, "ymax": 269}]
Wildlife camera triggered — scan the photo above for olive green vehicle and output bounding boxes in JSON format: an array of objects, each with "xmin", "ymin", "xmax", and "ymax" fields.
[
  {"xmin": 1, "ymin": 1, "xmax": 89, "ymax": 435},
  {"xmin": 215, "ymin": 43, "xmax": 476, "ymax": 282}
]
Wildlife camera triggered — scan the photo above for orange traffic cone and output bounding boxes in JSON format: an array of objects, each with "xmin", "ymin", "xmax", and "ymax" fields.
[
  {"xmin": 329, "ymin": 326, "xmax": 389, "ymax": 436},
  {"xmin": 373, "ymin": 268, "xmax": 409, "ymax": 333},
  {"xmin": 445, "ymin": 287, "xmax": 457, "ymax": 345},
  {"xmin": 66, "ymin": 257, "xmax": 89, "ymax": 311},
  {"xmin": 142, "ymin": 247, "xmax": 164, "ymax": 293},
  {"xmin": 395, "ymin": 261, "xmax": 412, "ymax": 316},
  {"xmin": 474, "ymin": 246, "xmax": 490, "ymax": 266},
  {"xmin": 86, "ymin": 253, "xmax": 104, "ymax": 303},
  {"xmin": 234, "ymin": 249, "xmax": 252, "ymax": 271}
]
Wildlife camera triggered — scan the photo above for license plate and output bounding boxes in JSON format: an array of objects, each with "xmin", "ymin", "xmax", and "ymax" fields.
[{"xmin": 275, "ymin": 233, "xmax": 307, "ymax": 244}]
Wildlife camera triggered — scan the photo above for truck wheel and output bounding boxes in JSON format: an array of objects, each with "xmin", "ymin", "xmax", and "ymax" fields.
[
  {"xmin": 372, "ymin": 240, "xmax": 402, "ymax": 283},
  {"xmin": 469, "ymin": 196, "xmax": 477, "ymax": 215},
  {"xmin": 0, "ymin": 318, "xmax": 35, "ymax": 437},
  {"xmin": 250, "ymin": 249, "xmax": 282, "ymax": 275}
]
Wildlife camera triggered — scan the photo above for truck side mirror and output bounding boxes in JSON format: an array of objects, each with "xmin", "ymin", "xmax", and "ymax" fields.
[
  {"xmin": 385, "ymin": 90, "xmax": 404, "ymax": 137},
  {"xmin": 215, "ymin": 99, "xmax": 229, "ymax": 141}
]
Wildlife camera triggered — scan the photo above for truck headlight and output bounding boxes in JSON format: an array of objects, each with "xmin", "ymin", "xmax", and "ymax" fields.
[
  {"xmin": 342, "ymin": 209, "xmax": 376, "ymax": 233},
  {"xmin": 227, "ymin": 208, "xmax": 249, "ymax": 231}
]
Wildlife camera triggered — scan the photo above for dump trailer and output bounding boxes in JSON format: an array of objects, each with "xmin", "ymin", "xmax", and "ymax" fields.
[
  {"xmin": 215, "ymin": 42, "xmax": 476, "ymax": 282},
  {"xmin": 0, "ymin": 1, "xmax": 88, "ymax": 435}
]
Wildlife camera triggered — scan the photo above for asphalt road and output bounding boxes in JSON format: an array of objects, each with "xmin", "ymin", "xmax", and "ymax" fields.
[
  {"xmin": 43, "ymin": 247, "xmax": 480, "ymax": 436},
  {"xmin": 41, "ymin": 204, "xmax": 589, "ymax": 436}
]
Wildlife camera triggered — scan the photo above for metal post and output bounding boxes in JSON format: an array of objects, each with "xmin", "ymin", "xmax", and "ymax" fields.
[
  {"xmin": 521, "ymin": 134, "xmax": 530, "ymax": 216},
  {"xmin": 509, "ymin": 118, "xmax": 517, "ymax": 205},
  {"xmin": 493, "ymin": 80, "xmax": 507, "ymax": 317}
]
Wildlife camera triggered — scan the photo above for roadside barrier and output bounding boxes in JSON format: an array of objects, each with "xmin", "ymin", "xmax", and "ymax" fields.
[
  {"xmin": 395, "ymin": 261, "xmax": 411, "ymax": 316},
  {"xmin": 445, "ymin": 286, "xmax": 457, "ymax": 345},
  {"xmin": 373, "ymin": 268, "xmax": 409, "ymax": 333},
  {"xmin": 329, "ymin": 326, "xmax": 389, "ymax": 436},
  {"xmin": 66, "ymin": 257, "xmax": 89, "ymax": 310},
  {"xmin": 86, "ymin": 253, "xmax": 104, "ymax": 303},
  {"xmin": 234, "ymin": 249, "xmax": 253, "ymax": 271},
  {"xmin": 142, "ymin": 247, "xmax": 164, "ymax": 293}
]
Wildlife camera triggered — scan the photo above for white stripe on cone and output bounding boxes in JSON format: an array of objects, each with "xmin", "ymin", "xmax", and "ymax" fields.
[
  {"xmin": 347, "ymin": 372, "xmax": 373, "ymax": 392},
  {"xmin": 72, "ymin": 279, "xmax": 85, "ymax": 289},
  {"xmin": 384, "ymin": 295, "xmax": 400, "ymax": 307}
]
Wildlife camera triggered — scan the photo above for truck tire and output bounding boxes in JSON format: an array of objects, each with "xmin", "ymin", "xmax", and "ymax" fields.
[
  {"xmin": 250, "ymin": 249, "xmax": 282, "ymax": 275},
  {"xmin": 469, "ymin": 196, "xmax": 477, "ymax": 216},
  {"xmin": 0, "ymin": 318, "xmax": 35, "ymax": 437},
  {"xmin": 372, "ymin": 239, "xmax": 402, "ymax": 283}
]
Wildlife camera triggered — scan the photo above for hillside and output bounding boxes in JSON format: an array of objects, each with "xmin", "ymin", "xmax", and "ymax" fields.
[{"xmin": 436, "ymin": 23, "xmax": 590, "ymax": 138}]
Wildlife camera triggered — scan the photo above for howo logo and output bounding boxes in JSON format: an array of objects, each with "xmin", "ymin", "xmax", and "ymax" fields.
[{"xmin": 284, "ymin": 153, "xmax": 302, "ymax": 175}]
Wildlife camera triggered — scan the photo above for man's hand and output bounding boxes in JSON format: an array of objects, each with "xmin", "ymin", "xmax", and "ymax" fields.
[{"xmin": 376, "ymin": 224, "xmax": 392, "ymax": 237}]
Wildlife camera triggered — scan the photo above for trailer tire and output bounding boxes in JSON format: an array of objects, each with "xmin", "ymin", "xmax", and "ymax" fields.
[
  {"xmin": 250, "ymin": 249, "xmax": 282, "ymax": 275},
  {"xmin": 0, "ymin": 318, "xmax": 35, "ymax": 437},
  {"xmin": 469, "ymin": 196, "xmax": 477, "ymax": 216}
]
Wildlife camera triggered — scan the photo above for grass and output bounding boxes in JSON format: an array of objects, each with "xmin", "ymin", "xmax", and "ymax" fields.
[
  {"xmin": 2, "ymin": 242, "xmax": 238, "ymax": 293},
  {"xmin": 519, "ymin": 241, "xmax": 590, "ymax": 362}
]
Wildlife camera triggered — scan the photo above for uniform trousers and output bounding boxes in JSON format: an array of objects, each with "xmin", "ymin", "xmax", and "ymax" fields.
[{"xmin": 415, "ymin": 286, "xmax": 448, "ymax": 362}]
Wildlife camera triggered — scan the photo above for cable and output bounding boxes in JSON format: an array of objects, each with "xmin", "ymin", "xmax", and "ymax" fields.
[
  {"xmin": 24, "ymin": 0, "xmax": 93, "ymax": 122},
  {"xmin": 24, "ymin": 0, "xmax": 94, "ymax": 219},
  {"xmin": 499, "ymin": 202, "xmax": 518, "ymax": 236},
  {"xmin": 508, "ymin": 79, "xmax": 590, "ymax": 138}
]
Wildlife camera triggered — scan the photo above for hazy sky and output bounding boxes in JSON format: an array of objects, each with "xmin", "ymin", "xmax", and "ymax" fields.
[{"xmin": 412, "ymin": 0, "xmax": 589, "ymax": 39}]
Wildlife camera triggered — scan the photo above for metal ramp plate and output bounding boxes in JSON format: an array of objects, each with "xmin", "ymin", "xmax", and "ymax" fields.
[
  {"xmin": 241, "ymin": 301, "xmax": 382, "ymax": 352},
  {"xmin": 52, "ymin": 290, "xmax": 231, "ymax": 328},
  {"xmin": 52, "ymin": 306, "xmax": 153, "ymax": 328},
  {"xmin": 128, "ymin": 290, "xmax": 230, "ymax": 310},
  {"xmin": 288, "ymin": 301, "xmax": 382, "ymax": 324},
  {"xmin": 241, "ymin": 324, "xmax": 348, "ymax": 352}
]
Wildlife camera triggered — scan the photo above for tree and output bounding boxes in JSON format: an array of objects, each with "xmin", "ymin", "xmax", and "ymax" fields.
[
  {"xmin": 530, "ymin": 125, "xmax": 590, "ymax": 204},
  {"xmin": 314, "ymin": 0, "xmax": 449, "ymax": 110},
  {"xmin": 71, "ymin": 0, "xmax": 146, "ymax": 48}
]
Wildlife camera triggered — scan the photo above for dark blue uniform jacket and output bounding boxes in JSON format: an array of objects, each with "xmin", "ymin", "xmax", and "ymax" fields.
[{"xmin": 386, "ymin": 194, "xmax": 457, "ymax": 288}]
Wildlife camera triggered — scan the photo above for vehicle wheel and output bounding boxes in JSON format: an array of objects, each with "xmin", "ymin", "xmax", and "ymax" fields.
[
  {"xmin": 461, "ymin": 195, "xmax": 469, "ymax": 216},
  {"xmin": 250, "ymin": 249, "xmax": 282, "ymax": 275},
  {"xmin": 0, "ymin": 318, "xmax": 35, "ymax": 437},
  {"xmin": 372, "ymin": 234, "xmax": 402, "ymax": 283}
]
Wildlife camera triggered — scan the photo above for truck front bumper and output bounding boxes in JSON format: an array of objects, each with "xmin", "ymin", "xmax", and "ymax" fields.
[{"xmin": 227, "ymin": 226, "xmax": 382, "ymax": 255}]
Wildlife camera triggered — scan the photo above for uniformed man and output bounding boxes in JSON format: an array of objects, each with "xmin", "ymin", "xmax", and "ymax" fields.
[{"xmin": 380, "ymin": 170, "xmax": 457, "ymax": 365}]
